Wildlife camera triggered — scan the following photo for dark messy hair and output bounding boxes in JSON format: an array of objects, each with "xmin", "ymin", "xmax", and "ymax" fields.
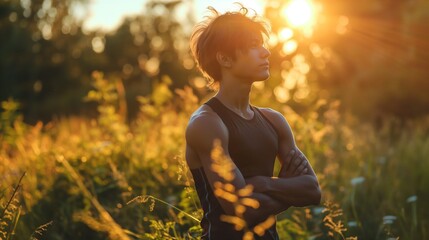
[{"xmin": 190, "ymin": 5, "xmax": 270, "ymax": 87}]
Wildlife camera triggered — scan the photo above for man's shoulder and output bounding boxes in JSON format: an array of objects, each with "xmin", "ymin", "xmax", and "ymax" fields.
[
  {"xmin": 186, "ymin": 104, "xmax": 227, "ymax": 140},
  {"xmin": 188, "ymin": 104, "xmax": 221, "ymax": 126},
  {"xmin": 256, "ymin": 107, "xmax": 293, "ymax": 139},
  {"xmin": 257, "ymin": 107, "xmax": 285, "ymax": 123}
]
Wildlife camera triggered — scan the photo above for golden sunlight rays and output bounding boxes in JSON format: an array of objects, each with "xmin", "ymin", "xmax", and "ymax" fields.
[
  {"xmin": 344, "ymin": 17, "xmax": 429, "ymax": 65},
  {"xmin": 273, "ymin": 0, "xmax": 318, "ymax": 104}
]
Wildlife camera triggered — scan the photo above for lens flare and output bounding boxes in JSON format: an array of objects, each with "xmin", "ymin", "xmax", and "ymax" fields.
[{"xmin": 282, "ymin": 0, "xmax": 315, "ymax": 28}]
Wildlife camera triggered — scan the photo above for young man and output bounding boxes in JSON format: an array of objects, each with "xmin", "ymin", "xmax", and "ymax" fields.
[{"xmin": 185, "ymin": 6, "xmax": 321, "ymax": 240}]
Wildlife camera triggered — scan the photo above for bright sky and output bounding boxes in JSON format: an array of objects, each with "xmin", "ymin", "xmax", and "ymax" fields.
[{"xmin": 81, "ymin": 0, "xmax": 265, "ymax": 32}]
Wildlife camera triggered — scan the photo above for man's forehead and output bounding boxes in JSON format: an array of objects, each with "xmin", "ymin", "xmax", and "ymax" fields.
[{"xmin": 247, "ymin": 32, "xmax": 263, "ymax": 42}]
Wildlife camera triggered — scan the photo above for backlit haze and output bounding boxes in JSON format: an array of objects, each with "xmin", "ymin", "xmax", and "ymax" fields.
[{"xmin": 80, "ymin": 0, "xmax": 267, "ymax": 32}]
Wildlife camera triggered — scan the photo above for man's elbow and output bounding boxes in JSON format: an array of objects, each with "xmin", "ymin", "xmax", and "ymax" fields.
[
  {"xmin": 311, "ymin": 185, "xmax": 322, "ymax": 205},
  {"xmin": 293, "ymin": 177, "xmax": 321, "ymax": 207},
  {"xmin": 310, "ymin": 178, "xmax": 322, "ymax": 205}
]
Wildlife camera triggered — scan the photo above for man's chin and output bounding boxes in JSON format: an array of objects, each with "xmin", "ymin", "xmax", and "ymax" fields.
[
  {"xmin": 255, "ymin": 77, "xmax": 269, "ymax": 82},
  {"xmin": 258, "ymin": 73, "xmax": 270, "ymax": 81}
]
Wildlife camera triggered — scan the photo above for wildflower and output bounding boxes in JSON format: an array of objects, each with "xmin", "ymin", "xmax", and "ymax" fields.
[
  {"xmin": 238, "ymin": 184, "xmax": 254, "ymax": 197},
  {"xmin": 407, "ymin": 195, "xmax": 417, "ymax": 203},
  {"xmin": 383, "ymin": 215, "xmax": 397, "ymax": 225},
  {"xmin": 92, "ymin": 141, "xmax": 112, "ymax": 153},
  {"xmin": 213, "ymin": 187, "xmax": 238, "ymax": 203},
  {"xmin": 240, "ymin": 197, "xmax": 260, "ymax": 209},
  {"xmin": 243, "ymin": 231, "xmax": 254, "ymax": 240},
  {"xmin": 312, "ymin": 207, "xmax": 324, "ymax": 215},
  {"xmin": 253, "ymin": 215, "xmax": 276, "ymax": 236},
  {"xmin": 347, "ymin": 221, "xmax": 358, "ymax": 227},
  {"xmin": 235, "ymin": 205, "xmax": 246, "ymax": 215},
  {"xmin": 377, "ymin": 156, "xmax": 387, "ymax": 164},
  {"xmin": 350, "ymin": 176, "xmax": 365, "ymax": 186},
  {"xmin": 220, "ymin": 215, "xmax": 246, "ymax": 231},
  {"xmin": 211, "ymin": 139, "xmax": 235, "ymax": 182}
]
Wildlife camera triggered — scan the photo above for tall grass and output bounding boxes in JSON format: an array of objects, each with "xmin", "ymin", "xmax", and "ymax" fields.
[{"xmin": 0, "ymin": 72, "xmax": 428, "ymax": 239}]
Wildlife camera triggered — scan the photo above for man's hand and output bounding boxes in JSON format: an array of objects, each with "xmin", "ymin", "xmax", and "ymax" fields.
[{"xmin": 278, "ymin": 148, "xmax": 308, "ymax": 178}]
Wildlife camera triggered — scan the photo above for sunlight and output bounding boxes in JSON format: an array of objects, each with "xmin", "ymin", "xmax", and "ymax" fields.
[
  {"xmin": 80, "ymin": 0, "xmax": 265, "ymax": 32},
  {"xmin": 81, "ymin": 0, "xmax": 146, "ymax": 32},
  {"xmin": 282, "ymin": 0, "xmax": 315, "ymax": 28}
]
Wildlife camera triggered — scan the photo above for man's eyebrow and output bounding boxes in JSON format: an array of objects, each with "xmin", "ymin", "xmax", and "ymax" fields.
[{"xmin": 250, "ymin": 37, "xmax": 263, "ymax": 43}]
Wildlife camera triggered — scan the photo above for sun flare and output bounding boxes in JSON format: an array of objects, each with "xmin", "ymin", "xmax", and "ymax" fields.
[{"xmin": 282, "ymin": 0, "xmax": 315, "ymax": 28}]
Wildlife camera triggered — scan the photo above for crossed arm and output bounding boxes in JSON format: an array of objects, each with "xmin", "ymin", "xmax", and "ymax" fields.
[
  {"xmin": 185, "ymin": 108, "xmax": 321, "ymax": 227},
  {"xmin": 245, "ymin": 108, "xmax": 321, "ymax": 207}
]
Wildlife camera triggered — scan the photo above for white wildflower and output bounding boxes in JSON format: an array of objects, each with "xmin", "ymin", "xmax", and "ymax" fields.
[
  {"xmin": 312, "ymin": 207, "xmax": 324, "ymax": 215},
  {"xmin": 407, "ymin": 195, "xmax": 417, "ymax": 203},
  {"xmin": 348, "ymin": 221, "xmax": 358, "ymax": 227},
  {"xmin": 377, "ymin": 156, "xmax": 386, "ymax": 164},
  {"xmin": 383, "ymin": 215, "xmax": 397, "ymax": 225},
  {"xmin": 351, "ymin": 176, "xmax": 365, "ymax": 186}
]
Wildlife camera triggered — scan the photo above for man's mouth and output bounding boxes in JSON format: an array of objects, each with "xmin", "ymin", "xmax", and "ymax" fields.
[{"xmin": 260, "ymin": 62, "xmax": 270, "ymax": 68}]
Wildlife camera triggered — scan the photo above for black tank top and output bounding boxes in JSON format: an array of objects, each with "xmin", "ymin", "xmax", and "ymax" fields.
[{"xmin": 190, "ymin": 97, "xmax": 279, "ymax": 240}]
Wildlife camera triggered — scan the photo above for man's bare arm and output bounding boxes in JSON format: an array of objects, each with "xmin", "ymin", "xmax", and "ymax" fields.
[
  {"xmin": 248, "ymin": 108, "xmax": 321, "ymax": 206},
  {"xmin": 245, "ymin": 174, "xmax": 320, "ymax": 207},
  {"xmin": 185, "ymin": 110, "xmax": 290, "ymax": 227}
]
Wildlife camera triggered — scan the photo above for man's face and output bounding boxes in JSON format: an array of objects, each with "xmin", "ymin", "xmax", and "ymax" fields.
[{"xmin": 230, "ymin": 36, "xmax": 271, "ymax": 83}]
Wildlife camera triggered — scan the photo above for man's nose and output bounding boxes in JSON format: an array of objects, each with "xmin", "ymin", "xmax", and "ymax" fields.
[{"xmin": 261, "ymin": 47, "xmax": 271, "ymax": 58}]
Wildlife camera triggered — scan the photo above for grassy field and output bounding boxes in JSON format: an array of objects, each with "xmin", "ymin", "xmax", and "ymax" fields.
[{"xmin": 1, "ymin": 73, "xmax": 428, "ymax": 239}]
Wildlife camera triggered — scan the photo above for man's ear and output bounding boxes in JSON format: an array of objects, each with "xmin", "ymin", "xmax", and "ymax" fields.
[{"xmin": 216, "ymin": 52, "xmax": 232, "ymax": 68}]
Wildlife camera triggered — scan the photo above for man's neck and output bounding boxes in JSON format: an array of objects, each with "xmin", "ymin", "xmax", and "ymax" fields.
[{"xmin": 215, "ymin": 78, "xmax": 252, "ymax": 113}]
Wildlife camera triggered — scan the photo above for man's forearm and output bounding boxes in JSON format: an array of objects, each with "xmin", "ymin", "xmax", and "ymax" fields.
[
  {"xmin": 249, "ymin": 175, "xmax": 321, "ymax": 207},
  {"xmin": 268, "ymin": 175, "xmax": 321, "ymax": 206},
  {"xmin": 242, "ymin": 192, "xmax": 291, "ymax": 227},
  {"xmin": 278, "ymin": 148, "xmax": 318, "ymax": 179}
]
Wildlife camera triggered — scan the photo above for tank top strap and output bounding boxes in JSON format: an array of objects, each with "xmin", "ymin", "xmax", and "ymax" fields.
[
  {"xmin": 204, "ymin": 97, "xmax": 235, "ymax": 125},
  {"xmin": 204, "ymin": 97, "xmax": 226, "ymax": 115}
]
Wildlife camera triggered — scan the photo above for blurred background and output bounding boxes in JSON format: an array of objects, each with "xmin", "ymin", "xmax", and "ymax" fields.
[
  {"xmin": 1, "ymin": 0, "xmax": 428, "ymax": 239},
  {"xmin": 2, "ymin": 0, "xmax": 428, "ymax": 123}
]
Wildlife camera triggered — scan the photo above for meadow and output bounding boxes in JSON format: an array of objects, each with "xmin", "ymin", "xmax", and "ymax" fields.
[{"xmin": 1, "ymin": 72, "xmax": 428, "ymax": 240}]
